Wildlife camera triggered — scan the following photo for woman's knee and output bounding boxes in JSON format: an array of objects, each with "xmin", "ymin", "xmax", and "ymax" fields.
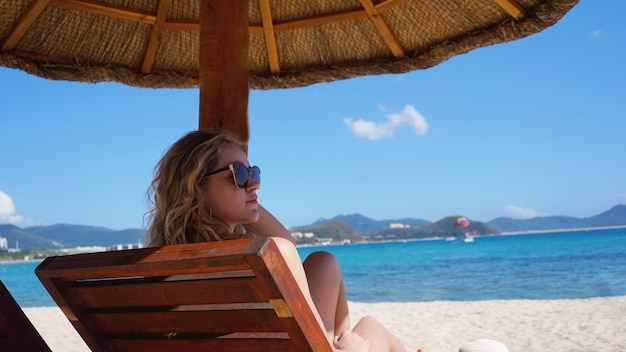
[
  {"xmin": 303, "ymin": 251, "xmax": 342, "ymax": 279},
  {"xmin": 354, "ymin": 316, "xmax": 379, "ymax": 329}
]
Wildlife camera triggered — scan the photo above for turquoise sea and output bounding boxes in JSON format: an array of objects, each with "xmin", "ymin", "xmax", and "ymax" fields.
[{"xmin": 2, "ymin": 228, "xmax": 625, "ymax": 307}]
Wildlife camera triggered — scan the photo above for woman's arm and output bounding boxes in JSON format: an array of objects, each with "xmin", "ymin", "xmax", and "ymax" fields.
[
  {"xmin": 270, "ymin": 237, "xmax": 333, "ymax": 345},
  {"xmin": 245, "ymin": 204, "xmax": 296, "ymax": 245}
]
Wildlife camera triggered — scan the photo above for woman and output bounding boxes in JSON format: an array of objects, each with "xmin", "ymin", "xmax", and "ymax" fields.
[{"xmin": 146, "ymin": 130, "xmax": 406, "ymax": 352}]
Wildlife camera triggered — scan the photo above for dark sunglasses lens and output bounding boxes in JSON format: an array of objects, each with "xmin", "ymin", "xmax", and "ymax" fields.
[
  {"xmin": 231, "ymin": 163, "xmax": 248, "ymax": 188},
  {"xmin": 250, "ymin": 166, "xmax": 261, "ymax": 185},
  {"xmin": 231, "ymin": 163, "xmax": 260, "ymax": 188}
]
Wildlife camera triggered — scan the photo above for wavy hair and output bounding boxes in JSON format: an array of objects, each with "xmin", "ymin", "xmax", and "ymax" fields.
[{"xmin": 145, "ymin": 130, "xmax": 250, "ymax": 246}]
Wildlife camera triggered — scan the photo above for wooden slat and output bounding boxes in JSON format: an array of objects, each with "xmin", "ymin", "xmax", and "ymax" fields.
[
  {"xmin": 141, "ymin": 0, "xmax": 172, "ymax": 74},
  {"xmin": 359, "ymin": 0, "xmax": 405, "ymax": 58},
  {"xmin": 108, "ymin": 337, "xmax": 298, "ymax": 352},
  {"xmin": 92, "ymin": 309, "xmax": 285, "ymax": 334},
  {"xmin": 493, "ymin": 0, "xmax": 528, "ymax": 20},
  {"xmin": 71, "ymin": 276, "xmax": 262, "ymax": 308},
  {"xmin": 259, "ymin": 0, "xmax": 280, "ymax": 74},
  {"xmin": 40, "ymin": 254, "xmax": 251, "ymax": 280},
  {"xmin": 0, "ymin": 0, "xmax": 51, "ymax": 51},
  {"xmin": 36, "ymin": 239, "xmax": 259, "ymax": 278}
]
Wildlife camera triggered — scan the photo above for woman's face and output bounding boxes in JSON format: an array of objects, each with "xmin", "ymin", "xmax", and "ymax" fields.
[{"xmin": 201, "ymin": 143, "xmax": 260, "ymax": 232}]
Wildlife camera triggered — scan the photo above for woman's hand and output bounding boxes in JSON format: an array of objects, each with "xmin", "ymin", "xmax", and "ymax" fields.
[{"xmin": 333, "ymin": 331, "xmax": 370, "ymax": 352}]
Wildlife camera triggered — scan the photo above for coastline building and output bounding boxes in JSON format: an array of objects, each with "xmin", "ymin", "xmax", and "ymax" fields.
[
  {"xmin": 389, "ymin": 223, "xmax": 410, "ymax": 229},
  {"xmin": 290, "ymin": 231, "xmax": 315, "ymax": 239}
]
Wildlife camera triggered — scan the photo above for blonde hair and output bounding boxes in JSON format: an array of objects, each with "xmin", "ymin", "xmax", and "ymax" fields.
[{"xmin": 145, "ymin": 130, "xmax": 250, "ymax": 246}]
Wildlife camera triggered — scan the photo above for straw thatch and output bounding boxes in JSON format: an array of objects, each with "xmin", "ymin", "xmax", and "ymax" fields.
[{"xmin": 1, "ymin": 0, "xmax": 578, "ymax": 90}]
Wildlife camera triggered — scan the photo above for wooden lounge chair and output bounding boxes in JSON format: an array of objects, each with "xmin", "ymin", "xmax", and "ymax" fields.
[
  {"xmin": 0, "ymin": 280, "xmax": 51, "ymax": 352},
  {"xmin": 35, "ymin": 237, "xmax": 332, "ymax": 352}
]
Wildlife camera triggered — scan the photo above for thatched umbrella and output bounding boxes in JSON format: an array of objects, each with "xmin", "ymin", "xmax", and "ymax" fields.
[{"xmin": 1, "ymin": 0, "xmax": 578, "ymax": 147}]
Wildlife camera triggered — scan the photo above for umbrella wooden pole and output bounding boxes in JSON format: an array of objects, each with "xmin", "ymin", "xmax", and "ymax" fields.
[{"xmin": 199, "ymin": 0, "xmax": 250, "ymax": 149}]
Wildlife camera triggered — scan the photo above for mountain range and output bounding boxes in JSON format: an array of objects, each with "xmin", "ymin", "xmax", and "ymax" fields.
[
  {"xmin": 301, "ymin": 204, "xmax": 626, "ymax": 233},
  {"xmin": 1, "ymin": 204, "xmax": 624, "ymax": 251},
  {"xmin": 0, "ymin": 224, "xmax": 145, "ymax": 252},
  {"xmin": 487, "ymin": 204, "xmax": 626, "ymax": 232}
]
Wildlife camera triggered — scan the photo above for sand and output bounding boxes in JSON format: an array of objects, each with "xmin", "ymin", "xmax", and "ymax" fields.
[{"xmin": 24, "ymin": 296, "xmax": 626, "ymax": 352}]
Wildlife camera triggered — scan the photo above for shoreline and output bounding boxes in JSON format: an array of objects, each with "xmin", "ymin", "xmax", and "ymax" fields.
[
  {"xmin": 1, "ymin": 226, "xmax": 623, "ymax": 256},
  {"xmin": 498, "ymin": 224, "xmax": 626, "ymax": 236},
  {"xmin": 24, "ymin": 295, "xmax": 626, "ymax": 352},
  {"xmin": 299, "ymin": 225, "xmax": 626, "ymax": 248}
]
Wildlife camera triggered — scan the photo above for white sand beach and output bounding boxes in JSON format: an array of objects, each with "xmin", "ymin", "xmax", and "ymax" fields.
[{"xmin": 24, "ymin": 295, "xmax": 626, "ymax": 352}]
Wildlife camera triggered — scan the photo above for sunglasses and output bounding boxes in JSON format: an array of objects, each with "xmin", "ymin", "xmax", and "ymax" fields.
[{"xmin": 205, "ymin": 162, "xmax": 261, "ymax": 189}]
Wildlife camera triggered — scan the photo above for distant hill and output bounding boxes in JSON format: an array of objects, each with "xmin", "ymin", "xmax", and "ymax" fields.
[
  {"xmin": 487, "ymin": 204, "xmax": 626, "ymax": 232},
  {"xmin": 366, "ymin": 216, "xmax": 499, "ymax": 241},
  {"xmin": 295, "ymin": 215, "xmax": 496, "ymax": 243},
  {"xmin": 580, "ymin": 204, "xmax": 626, "ymax": 227},
  {"xmin": 309, "ymin": 213, "xmax": 430, "ymax": 233},
  {"xmin": 0, "ymin": 224, "xmax": 67, "ymax": 251},
  {"xmin": 0, "ymin": 224, "xmax": 145, "ymax": 251},
  {"xmin": 414, "ymin": 216, "xmax": 499, "ymax": 235},
  {"xmin": 295, "ymin": 220, "xmax": 364, "ymax": 245},
  {"xmin": 25, "ymin": 224, "xmax": 144, "ymax": 247}
]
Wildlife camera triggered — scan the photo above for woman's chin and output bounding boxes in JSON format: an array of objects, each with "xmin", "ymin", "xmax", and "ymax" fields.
[{"xmin": 243, "ymin": 210, "xmax": 260, "ymax": 224}]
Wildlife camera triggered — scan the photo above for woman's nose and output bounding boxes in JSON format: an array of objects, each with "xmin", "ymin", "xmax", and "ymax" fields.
[{"xmin": 246, "ymin": 177, "xmax": 260, "ymax": 191}]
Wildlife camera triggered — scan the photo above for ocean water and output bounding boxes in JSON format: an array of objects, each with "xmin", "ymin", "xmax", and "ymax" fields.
[
  {"xmin": 2, "ymin": 228, "xmax": 625, "ymax": 307},
  {"xmin": 298, "ymin": 228, "xmax": 626, "ymax": 302}
]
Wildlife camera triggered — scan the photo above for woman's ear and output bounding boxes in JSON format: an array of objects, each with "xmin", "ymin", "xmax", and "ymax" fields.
[{"xmin": 197, "ymin": 178, "xmax": 209, "ymax": 202}]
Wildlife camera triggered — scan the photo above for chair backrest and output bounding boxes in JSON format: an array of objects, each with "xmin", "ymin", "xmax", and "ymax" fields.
[
  {"xmin": 35, "ymin": 237, "xmax": 332, "ymax": 352},
  {"xmin": 0, "ymin": 280, "xmax": 51, "ymax": 352}
]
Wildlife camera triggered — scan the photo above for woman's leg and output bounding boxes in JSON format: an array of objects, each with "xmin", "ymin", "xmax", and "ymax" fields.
[
  {"xmin": 302, "ymin": 251, "xmax": 407, "ymax": 352},
  {"xmin": 351, "ymin": 316, "xmax": 407, "ymax": 352},
  {"xmin": 303, "ymin": 251, "xmax": 351, "ymax": 339}
]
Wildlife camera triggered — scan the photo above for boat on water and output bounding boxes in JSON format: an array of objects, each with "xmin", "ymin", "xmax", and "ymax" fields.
[
  {"xmin": 444, "ymin": 234, "xmax": 473, "ymax": 242},
  {"xmin": 461, "ymin": 234, "xmax": 474, "ymax": 243}
]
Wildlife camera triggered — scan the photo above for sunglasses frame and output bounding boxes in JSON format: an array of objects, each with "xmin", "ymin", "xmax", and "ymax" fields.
[{"xmin": 205, "ymin": 162, "xmax": 260, "ymax": 189}]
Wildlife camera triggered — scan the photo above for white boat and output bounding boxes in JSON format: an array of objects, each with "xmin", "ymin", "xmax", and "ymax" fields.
[{"xmin": 461, "ymin": 233, "xmax": 474, "ymax": 243}]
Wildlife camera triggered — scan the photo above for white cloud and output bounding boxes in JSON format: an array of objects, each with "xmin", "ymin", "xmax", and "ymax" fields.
[
  {"xmin": 0, "ymin": 191, "xmax": 40, "ymax": 227},
  {"xmin": 344, "ymin": 104, "xmax": 429, "ymax": 141},
  {"xmin": 588, "ymin": 30, "xmax": 602, "ymax": 38},
  {"xmin": 504, "ymin": 205, "xmax": 542, "ymax": 219}
]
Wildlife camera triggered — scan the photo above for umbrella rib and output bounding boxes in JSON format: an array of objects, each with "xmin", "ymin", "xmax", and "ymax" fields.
[
  {"xmin": 57, "ymin": 0, "xmax": 194, "ymax": 31},
  {"xmin": 51, "ymin": 0, "xmax": 157, "ymax": 24},
  {"xmin": 141, "ymin": 0, "xmax": 172, "ymax": 74},
  {"xmin": 0, "ymin": 0, "xmax": 50, "ymax": 51},
  {"xmin": 249, "ymin": 0, "xmax": 407, "ymax": 35},
  {"xmin": 358, "ymin": 0, "xmax": 405, "ymax": 58},
  {"xmin": 493, "ymin": 0, "xmax": 528, "ymax": 20},
  {"xmin": 259, "ymin": 0, "xmax": 280, "ymax": 74}
]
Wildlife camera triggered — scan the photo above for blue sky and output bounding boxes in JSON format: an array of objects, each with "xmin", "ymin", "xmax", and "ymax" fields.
[{"xmin": 1, "ymin": 1, "xmax": 624, "ymax": 230}]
